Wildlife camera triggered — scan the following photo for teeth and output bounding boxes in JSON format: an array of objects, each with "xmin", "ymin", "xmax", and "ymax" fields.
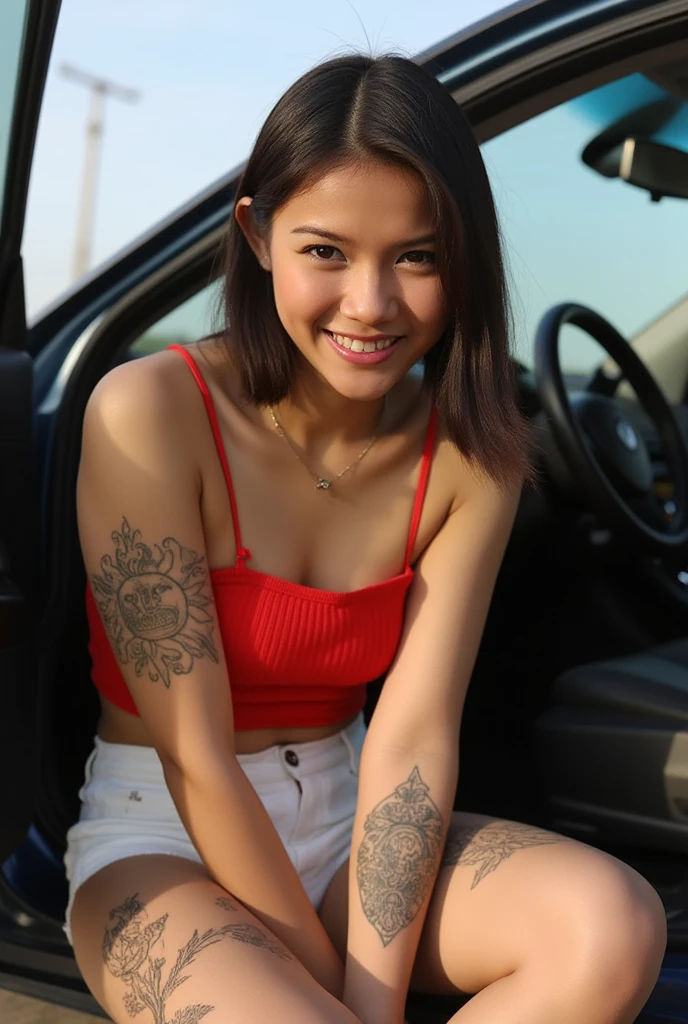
[{"xmin": 329, "ymin": 332, "xmax": 398, "ymax": 352}]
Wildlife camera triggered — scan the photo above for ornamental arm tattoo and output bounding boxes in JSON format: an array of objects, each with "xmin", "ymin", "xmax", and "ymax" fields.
[
  {"xmin": 89, "ymin": 517, "xmax": 219, "ymax": 687},
  {"xmin": 356, "ymin": 767, "xmax": 444, "ymax": 947}
]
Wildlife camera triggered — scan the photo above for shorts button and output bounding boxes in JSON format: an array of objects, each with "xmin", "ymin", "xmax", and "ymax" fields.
[{"xmin": 284, "ymin": 749, "xmax": 299, "ymax": 767}]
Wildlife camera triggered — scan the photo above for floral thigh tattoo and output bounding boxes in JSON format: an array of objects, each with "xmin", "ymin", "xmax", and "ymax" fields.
[{"xmin": 102, "ymin": 893, "xmax": 294, "ymax": 1022}]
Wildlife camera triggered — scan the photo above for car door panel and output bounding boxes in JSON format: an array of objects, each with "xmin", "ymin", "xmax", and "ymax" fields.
[{"xmin": 0, "ymin": 0, "xmax": 61, "ymax": 865}]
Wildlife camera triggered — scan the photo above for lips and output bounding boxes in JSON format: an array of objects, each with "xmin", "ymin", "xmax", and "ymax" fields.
[{"xmin": 322, "ymin": 329, "xmax": 402, "ymax": 365}]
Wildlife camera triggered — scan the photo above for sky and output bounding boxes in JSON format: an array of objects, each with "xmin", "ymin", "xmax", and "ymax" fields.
[
  {"xmin": 141, "ymin": 92, "xmax": 688, "ymax": 374},
  {"xmin": 22, "ymin": 0, "xmax": 507, "ymax": 319},
  {"xmin": 19, "ymin": 0, "xmax": 688, "ymax": 374}
]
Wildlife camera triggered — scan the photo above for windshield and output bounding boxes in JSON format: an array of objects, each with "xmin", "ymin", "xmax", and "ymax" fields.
[
  {"xmin": 0, "ymin": 0, "xmax": 30, "ymax": 223},
  {"xmin": 482, "ymin": 71, "xmax": 688, "ymax": 372}
]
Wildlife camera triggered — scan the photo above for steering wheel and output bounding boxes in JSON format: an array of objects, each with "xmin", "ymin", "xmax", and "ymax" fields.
[{"xmin": 534, "ymin": 302, "xmax": 688, "ymax": 554}]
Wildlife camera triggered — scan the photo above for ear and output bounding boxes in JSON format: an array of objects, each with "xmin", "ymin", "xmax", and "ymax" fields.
[{"xmin": 234, "ymin": 197, "xmax": 271, "ymax": 271}]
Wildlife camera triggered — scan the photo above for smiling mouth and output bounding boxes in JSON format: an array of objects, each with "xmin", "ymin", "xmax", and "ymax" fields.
[{"xmin": 324, "ymin": 330, "xmax": 401, "ymax": 352}]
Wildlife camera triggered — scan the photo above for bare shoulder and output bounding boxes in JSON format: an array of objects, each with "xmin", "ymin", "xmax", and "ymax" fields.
[
  {"xmin": 381, "ymin": 375, "xmax": 521, "ymax": 564},
  {"xmin": 433, "ymin": 411, "xmax": 523, "ymax": 522},
  {"xmin": 82, "ymin": 344, "xmax": 213, "ymax": 466},
  {"xmin": 87, "ymin": 346, "xmax": 189, "ymax": 415}
]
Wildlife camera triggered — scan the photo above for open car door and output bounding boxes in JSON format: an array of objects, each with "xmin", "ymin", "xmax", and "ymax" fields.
[{"xmin": 0, "ymin": 0, "xmax": 61, "ymax": 862}]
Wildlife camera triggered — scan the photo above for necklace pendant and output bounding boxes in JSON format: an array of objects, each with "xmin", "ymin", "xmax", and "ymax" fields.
[{"xmin": 316, "ymin": 478, "xmax": 331, "ymax": 490}]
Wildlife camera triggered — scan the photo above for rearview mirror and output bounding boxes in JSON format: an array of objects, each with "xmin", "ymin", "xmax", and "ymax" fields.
[{"xmin": 584, "ymin": 136, "xmax": 688, "ymax": 202}]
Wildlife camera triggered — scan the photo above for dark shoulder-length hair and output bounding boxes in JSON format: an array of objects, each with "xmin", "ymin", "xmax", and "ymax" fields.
[{"xmin": 220, "ymin": 53, "xmax": 535, "ymax": 492}]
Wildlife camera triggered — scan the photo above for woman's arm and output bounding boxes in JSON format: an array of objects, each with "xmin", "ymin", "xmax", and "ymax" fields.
[
  {"xmin": 342, "ymin": 467, "xmax": 523, "ymax": 1024},
  {"xmin": 76, "ymin": 359, "xmax": 344, "ymax": 998}
]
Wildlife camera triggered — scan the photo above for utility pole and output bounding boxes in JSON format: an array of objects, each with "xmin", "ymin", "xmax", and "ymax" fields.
[{"xmin": 60, "ymin": 64, "xmax": 140, "ymax": 282}]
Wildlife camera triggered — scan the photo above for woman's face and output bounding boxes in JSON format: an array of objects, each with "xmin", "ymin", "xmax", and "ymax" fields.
[{"xmin": 237, "ymin": 159, "xmax": 448, "ymax": 404}]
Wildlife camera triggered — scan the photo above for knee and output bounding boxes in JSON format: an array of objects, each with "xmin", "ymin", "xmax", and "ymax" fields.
[{"xmin": 553, "ymin": 855, "xmax": 666, "ymax": 1003}]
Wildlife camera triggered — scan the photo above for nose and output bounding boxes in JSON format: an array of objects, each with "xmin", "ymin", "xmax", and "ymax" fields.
[{"xmin": 339, "ymin": 263, "xmax": 398, "ymax": 326}]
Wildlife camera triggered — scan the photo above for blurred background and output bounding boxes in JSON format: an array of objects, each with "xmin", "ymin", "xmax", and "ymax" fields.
[
  {"xmin": 22, "ymin": 0, "xmax": 688, "ymax": 382},
  {"xmin": 23, "ymin": 0, "xmax": 504, "ymax": 319}
]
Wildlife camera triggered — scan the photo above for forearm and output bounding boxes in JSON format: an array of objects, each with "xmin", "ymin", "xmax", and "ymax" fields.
[
  {"xmin": 164, "ymin": 755, "xmax": 344, "ymax": 998},
  {"xmin": 343, "ymin": 741, "xmax": 458, "ymax": 1024}
]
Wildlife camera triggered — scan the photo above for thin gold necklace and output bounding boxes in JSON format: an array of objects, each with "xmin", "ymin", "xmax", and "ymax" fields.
[{"xmin": 268, "ymin": 402, "xmax": 384, "ymax": 491}]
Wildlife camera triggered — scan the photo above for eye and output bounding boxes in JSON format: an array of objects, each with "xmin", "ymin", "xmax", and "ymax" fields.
[
  {"xmin": 399, "ymin": 250, "xmax": 436, "ymax": 266},
  {"xmin": 302, "ymin": 245, "xmax": 344, "ymax": 262}
]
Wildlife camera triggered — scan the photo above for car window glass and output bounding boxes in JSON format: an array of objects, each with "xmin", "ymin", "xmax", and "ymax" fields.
[
  {"xmin": 482, "ymin": 73, "xmax": 688, "ymax": 375},
  {"xmin": 129, "ymin": 281, "xmax": 221, "ymax": 357},
  {"xmin": 0, "ymin": 0, "xmax": 30, "ymax": 224}
]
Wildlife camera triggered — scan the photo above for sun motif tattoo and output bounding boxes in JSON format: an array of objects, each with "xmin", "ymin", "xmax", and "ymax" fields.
[
  {"xmin": 90, "ymin": 517, "xmax": 218, "ymax": 686},
  {"xmin": 357, "ymin": 767, "xmax": 444, "ymax": 947}
]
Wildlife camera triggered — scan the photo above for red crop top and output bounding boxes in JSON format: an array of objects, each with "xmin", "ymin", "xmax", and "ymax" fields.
[{"xmin": 85, "ymin": 343, "xmax": 438, "ymax": 730}]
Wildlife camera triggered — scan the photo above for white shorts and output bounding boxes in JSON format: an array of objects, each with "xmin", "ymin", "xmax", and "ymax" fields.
[{"xmin": 63, "ymin": 712, "xmax": 366, "ymax": 946}]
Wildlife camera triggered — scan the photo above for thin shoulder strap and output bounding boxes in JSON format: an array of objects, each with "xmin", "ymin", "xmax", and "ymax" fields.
[
  {"xmin": 167, "ymin": 344, "xmax": 251, "ymax": 565},
  {"xmin": 404, "ymin": 405, "xmax": 438, "ymax": 568}
]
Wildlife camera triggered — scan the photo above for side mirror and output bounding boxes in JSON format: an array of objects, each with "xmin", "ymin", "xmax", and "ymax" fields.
[{"xmin": 584, "ymin": 135, "xmax": 688, "ymax": 202}]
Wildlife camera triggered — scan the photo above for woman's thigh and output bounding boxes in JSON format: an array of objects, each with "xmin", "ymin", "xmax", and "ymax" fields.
[
  {"xmin": 71, "ymin": 854, "xmax": 357, "ymax": 1024},
  {"xmin": 320, "ymin": 811, "xmax": 666, "ymax": 997}
]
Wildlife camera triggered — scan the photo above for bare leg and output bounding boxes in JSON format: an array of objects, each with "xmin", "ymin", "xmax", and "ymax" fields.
[
  {"xmin": 446, "ymin": 936, "xmax": 664, "ymax": 1023},
  {"xmin": 71, "ymin": 855, "xmax": 361, "ymax": 1024},
  {"xmin": 321, "ymin": 812, "xmax": 667, "ymax": 1024}
]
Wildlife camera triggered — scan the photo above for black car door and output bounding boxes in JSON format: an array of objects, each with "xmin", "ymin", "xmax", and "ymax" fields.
[{"xmin": 0, "ymin": 0, "xmax": 61, "ymax": 862}]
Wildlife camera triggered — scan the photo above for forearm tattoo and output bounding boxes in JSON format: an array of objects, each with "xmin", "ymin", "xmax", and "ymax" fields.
[
  {"xmin": 102, "ymin": 892, "xmax": 294, "ymax": 1022},
  {"xmin": 89, "ymin": 517, "xmax": 219, "ymax": 686},
  {"xmin": 356, "ymin": 767, "xmax": 444, "ymax": 947},
  {"xmin": 441, "ymin": 819, "xmax": 568, "ymax": 888}
]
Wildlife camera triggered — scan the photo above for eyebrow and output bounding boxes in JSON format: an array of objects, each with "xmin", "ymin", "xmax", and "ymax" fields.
[{"xmin": 291, "ymin": 226, "xmax": 436, "ymax": 247}]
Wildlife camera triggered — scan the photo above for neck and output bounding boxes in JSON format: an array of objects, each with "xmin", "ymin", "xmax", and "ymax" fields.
[{"xmin": 270, "ymin": 364, "xmax": 385, "ymax": 447}]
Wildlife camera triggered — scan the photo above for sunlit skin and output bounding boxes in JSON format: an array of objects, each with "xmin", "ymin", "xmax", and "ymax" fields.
[{"xmin": 234, "ymin": 159, "xmax": 449, "ymax": 449}]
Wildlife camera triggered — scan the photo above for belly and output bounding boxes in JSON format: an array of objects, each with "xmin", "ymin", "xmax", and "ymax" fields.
[{"xmin": 97, "ymin": 695, "xmax": 357, "ymax": 753}]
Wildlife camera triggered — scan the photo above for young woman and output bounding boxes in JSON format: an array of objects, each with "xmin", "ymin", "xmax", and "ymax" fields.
[{"xmin": 66, "ymin": 54, "xmax": 666, "ymax": 1024}]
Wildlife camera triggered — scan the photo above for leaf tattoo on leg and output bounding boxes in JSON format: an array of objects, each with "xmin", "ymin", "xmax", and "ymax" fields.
[
  {"xmin": 356, "ymin": 767, "xmax": 444, "ymax": 947},
  {"xmin": 214, "ymin": 896, "xmax": 294, "ymax": 961},
  {"xmin": 214, "ymin": 896, "xmax": 238, "ymax": 912},
  {"xmin": 441, "ymin": 819, "xmax": 568, "ymax": 888},
  {"xmin": 103, "ymin": 893, "xmax": 233, "ymax": 1023}
]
